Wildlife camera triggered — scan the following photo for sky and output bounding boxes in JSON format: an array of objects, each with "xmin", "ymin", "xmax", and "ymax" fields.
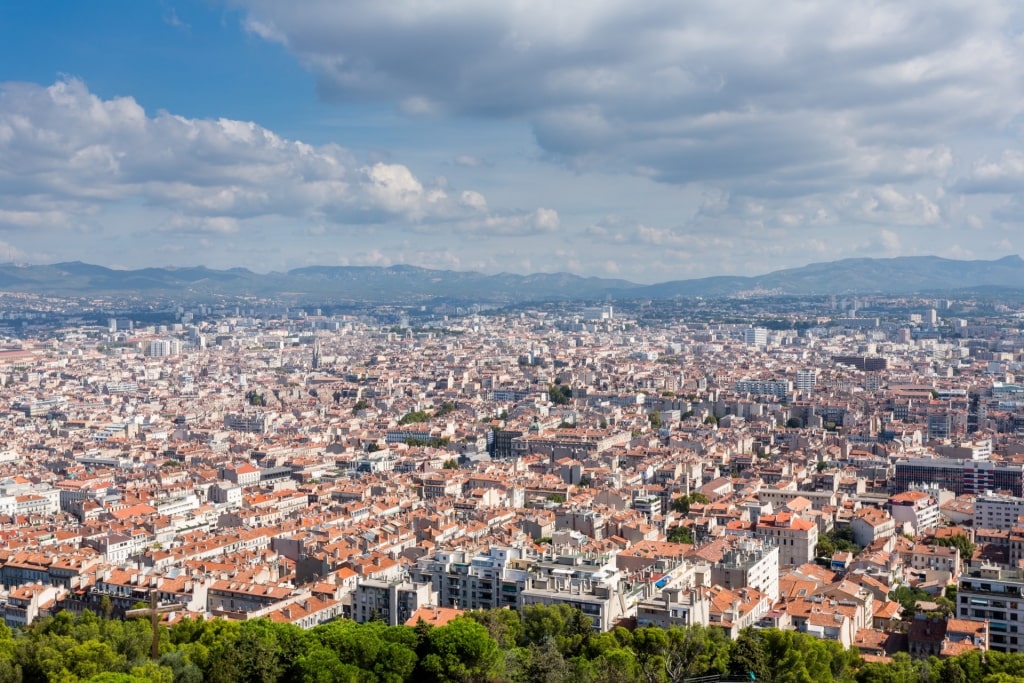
[{"xmin": 1, "ymin": 1, "xmax": 1023, "ymax": 283}]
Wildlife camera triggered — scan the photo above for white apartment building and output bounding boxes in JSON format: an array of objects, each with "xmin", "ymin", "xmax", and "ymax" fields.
[
  {"xmin": 146, "ymin": 338, "xmax": 181, "ymax": 357},
  {"xmin": 795, "ymin": 369, "xmax": 817, "ymax": 393},
  {"xmin": 710, "ymin": 539, "xmax": 780, "ymax": 602},
  {"xmin": 352, "ymin": 579, "xmax": 436, "ymax": 627},
  {"xmin": 744, "ymin": 327, "xmax": 767, "ymax": 347},
  {"xmin": 889, "ymin": 490, "xmax": 941, "ymax": 534},
  {"xmin": 975, "ymin": 493, "xmax": 1024, "ymax": 531},
  {"xmin": 409, "ymin": 546, "xmax": 532, "ymax": 611},
  {"xmin": 519, "ymin": 569, "xmax": 629, "ymax": 632},
  {"xmin": 733, "ymin": 379, "xmax": 791, "ymax": 399}
]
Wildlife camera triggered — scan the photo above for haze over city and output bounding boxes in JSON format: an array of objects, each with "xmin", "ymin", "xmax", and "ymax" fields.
[{"xmin": 2, "ymin": 1, "xmax": 1023, "ymax": 281}]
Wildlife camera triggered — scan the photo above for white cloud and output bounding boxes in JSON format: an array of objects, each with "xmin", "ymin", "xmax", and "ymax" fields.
[
  {"xmin": 843, "ymin": 186, "xmax": 943, "ymax": 226},
  {"xmin": 0, "ymin": 78, "xmax": 548, "ymax": 242},
  {"xmin": 459, "ymin": 190, "xmax": 488, "ymax": 210},
  {"xmin": 955, "ymin": 150, "xmax": 1024, "ymax": 194},
  {"xmin": 456, "ymin": 207, "xmax": 560, "ymax": 235},
  {"xmin": 878, "ymin": 229, "xmax": 902, "ymax": 252},
  {"xmin": 453, "ymin": 154, "xmax": 488, "ymax": 168},
  {"xmin": 236, "ymin": 0, "xmax": 1024, "ymax": 197}
]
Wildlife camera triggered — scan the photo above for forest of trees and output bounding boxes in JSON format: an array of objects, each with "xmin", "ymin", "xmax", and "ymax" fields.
[{"xmin": 3, "ymin": 603, "xmax": 1024, "ymax": 683}]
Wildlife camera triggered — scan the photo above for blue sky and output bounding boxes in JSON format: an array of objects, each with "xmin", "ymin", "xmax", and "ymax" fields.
[{"xmin": 1, "ymin": 1, "xmax": 1023, "ymax": 282}]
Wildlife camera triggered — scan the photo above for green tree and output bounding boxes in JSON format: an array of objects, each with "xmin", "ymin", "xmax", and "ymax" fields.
[
  {"xmin": 671, "ymin": 492, "xmax": 709, "ymax": 515},
  {"xmin": 548, "ymin": 385, "xmax": 571, "ymax": 405},
  {"xmin": 418, "ymin": 617, "xmax": 502, "ymax": 683},
  {"xmin": 891, "ymin": 585, "xmax": 933, "ymax": 617},
  {"xmin": 399, "ymin": 410, "xmax": 430, "ymax": 425},
  {"xmin": 306, "ymin": 620, "xmax": 416, "ymax": 683},
  {"xmin": 520, "ymin": 603, "xmax": 591, "ymax": 658},
  {"xmin": 158, "ymin": 650, "xmax": 202, "ymax": 683},
  {"xmin": 933, "ymin": 533, "xmax": 975, "ymax": 562},
  {"xmin": 761, "ymin": 629, "xmax": 835, "ymax": 683},
  {"xmin": 942, "ymin": 660, "xmax": 968, "ymax": 683},
  {"xmin": 466, "ymin": 609, "xmax": 523, "ymax": 650},
  {"xmin": 522, "ymin": 637, "xmax": 570, "ymax": 683},
  {"xmin": 667, "ymin": 526, "xmax": 694, "ymax": 544},
  {"xmin": 201, "ymin": 619, "xmax": 289, "ymax": 683},
  {"xmin": 64, "ymin": 640, "xmax": 127, "ymax": 681},
  {"xmin": 729, "ymin": 628, "xmax": 769, "ymax": 682}
]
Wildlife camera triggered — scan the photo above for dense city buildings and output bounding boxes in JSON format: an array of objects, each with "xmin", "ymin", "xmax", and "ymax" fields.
[{"xmin": 0, "ymin": 290, "xmax": 1023, "ymax": 664}]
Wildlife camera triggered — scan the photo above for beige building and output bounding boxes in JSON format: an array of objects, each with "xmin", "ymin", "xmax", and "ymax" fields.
[
  {"xmin": 756, "ymin": 511, "xmax": 818, "ymax": 567},
  {"xmin": 851, "ymin": 507, "xmax": 896, "ymax": 547}
]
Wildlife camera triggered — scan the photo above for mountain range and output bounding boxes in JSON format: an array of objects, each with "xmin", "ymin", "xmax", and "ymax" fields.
[{"xmin": 3, "ymin": 255, "xmax": 1023, "ymax": 304}]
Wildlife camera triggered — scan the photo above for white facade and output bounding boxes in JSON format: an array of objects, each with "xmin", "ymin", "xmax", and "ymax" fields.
[
  {"xmin": 795, "ymin": 369, "xmax": 817, "ymax": 393},
  {"xmin": 710, "ymin": 539, "xmax": 780, "ymax": 602},
  {"xmin": 744, "ymin": 328, "xmax": 767, "ymax": 347},
  {"xmin": 975, "ymin": 493, "xmax": 1024, "ymax": 531}
]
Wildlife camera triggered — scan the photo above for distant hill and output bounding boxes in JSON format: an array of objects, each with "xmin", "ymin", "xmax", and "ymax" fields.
[
  {"xmin": 633, "ymin": 255, "xmax": 1024, "ymax": 298},
  {"xmin": 0, "ymin": 255, "xmax": 1022, "ymax": 303}
]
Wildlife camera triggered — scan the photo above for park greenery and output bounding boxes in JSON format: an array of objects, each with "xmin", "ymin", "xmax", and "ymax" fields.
[
  {"xmin": 5, "ymin": 604, "xmax": 1024, "ymax": 682},
  {"xmin": 548, "ymin": 384, "xmax": 572, "ymax": 405},
  {"xmin": 398, "ymin": 410, "xmax": 430, "ymax": 425},
  {"xmin": 932, "ymin": 532, "xmax": 976, "ymax": 561},
  {"xmin": 666, "ymin": 526, "xmax": 694, "ymax": 544},
  {"xmin": 815, "ymin": 526, "xmax": 861, "ymax": 559},
  {"xmin": 403, "ymin": 437, "xmax": 451, "ymax": 448},
  {"xmin": 670, "ymin": 492, "xmax": 710, "ymax": 515},
  {"xmin": 434, "ymin": 402, "xmax": 457, "ymax": 417},
  {"xmin": 399, "ymin": 403, "xmax": 457, "ymax": 425}
]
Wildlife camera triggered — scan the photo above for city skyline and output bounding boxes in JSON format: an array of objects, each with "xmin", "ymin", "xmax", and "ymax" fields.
[{"xmin": 2, "ymin": 1, "xmax": 1023, "ymax": 282}]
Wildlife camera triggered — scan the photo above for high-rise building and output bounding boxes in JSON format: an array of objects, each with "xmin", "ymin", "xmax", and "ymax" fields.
[
  {"xmin": 895, "ymin": 458, "xmax": 1024, "ymax": 497},
  {"xmin": 743, "ymin": 327, "xmax": 767, "ymax": 347},
  {"xmin": 795, "ymin": 369, "xmax": 817, "ymax": 393}
]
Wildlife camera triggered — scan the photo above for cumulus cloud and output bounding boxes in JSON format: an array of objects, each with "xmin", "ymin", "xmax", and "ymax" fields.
[
  {"xmin": 0, "ymin": 78, "xmax": 546, "ymax": 241},
  {"xmin": 235, "ymin": 0, "xmax": 1024, "ymax": 195},
  {"xmin": 843, "ymin": 186, "xmax": 943, "ymax": 226},
  {"xmin": 454, "ymin": 207, "xmax": 560, "ymax": 235},
  {"xmin": 954, "ymin": 151, "xmax": 1024, "ymax": 194}
]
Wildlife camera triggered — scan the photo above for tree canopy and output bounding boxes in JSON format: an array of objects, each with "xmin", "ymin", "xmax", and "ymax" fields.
[{"xmin": 0, "ymin": 605, "xmax": 1020, "ymax": 683}]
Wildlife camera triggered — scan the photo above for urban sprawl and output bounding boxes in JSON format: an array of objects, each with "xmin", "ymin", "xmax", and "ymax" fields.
[{"xmin": 2, "ymin": 291, "xmax": 1024, "ymax": 662}]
